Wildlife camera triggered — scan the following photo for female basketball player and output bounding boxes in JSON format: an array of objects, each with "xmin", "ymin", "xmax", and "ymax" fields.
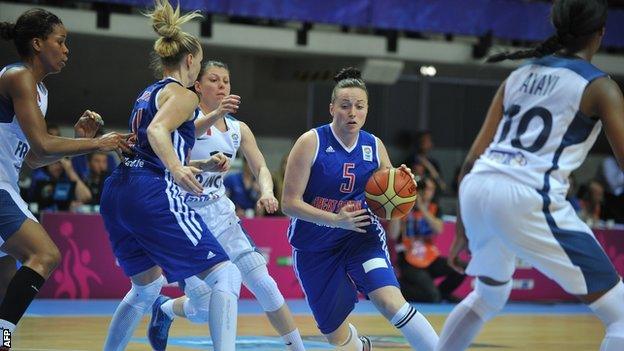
[
  {"xmin": 0, "ymin": 9, "xmax": 129, "ymax": 333},
  {"xmin": 281, "ymin": 67, "xmax": 439, "ymax": 351},
  {"xmin": 439, "ymin": 1, "xmax": 624, "ymax": 350},
  {"xmin": 99, "ymin": 2, "xmax": 240, "ymax": 350},
  {"xmin": 148, "ymin": 60, "xmax": 306, "ymax": 351}
]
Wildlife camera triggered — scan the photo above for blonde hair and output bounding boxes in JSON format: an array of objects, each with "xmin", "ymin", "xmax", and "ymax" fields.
[{"xmin": 145, "ymin": 0, "xmax": 202, "ymax": 70}]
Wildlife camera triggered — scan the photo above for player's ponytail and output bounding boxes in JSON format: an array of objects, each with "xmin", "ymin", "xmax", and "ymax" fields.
[
  {"xmin": 1, "ymin": 9, "xmax": 62, "ymax": 58},
  {"xmin": 487, "ymin": 0, "xmax": 608, "ymax": 63},
  {"xmin": 331, "ymin": 67, "xmax": 368, "ymax": 102},
  {"xmin": 145, "ymin": 0, "xmax": 202, "ymax": 71}
]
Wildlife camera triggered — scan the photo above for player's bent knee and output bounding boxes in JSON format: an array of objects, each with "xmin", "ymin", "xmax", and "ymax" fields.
[
  {"xmin": 206, "ymin": 261, "xmax": 242, "ymax": 298},
  {"xmin": 122, "ymin": 275, "xmax": 165, "ymax": 311},
  {"xmin": 464, "ymin": 279, "xmax": 512, "ymax": 321},
  {"xmin": 590, "ymin": 281, "xmax": 624, "ymax": 338},
  {"xmin": 238, "ymin": 252, "xmax": 285, "ymax": 312}
]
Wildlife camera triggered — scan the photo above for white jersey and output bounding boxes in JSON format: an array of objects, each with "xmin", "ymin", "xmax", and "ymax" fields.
[
  {"xmin": 472, "ymin": 55, "xmax": 607, "ymax": 197},
  {"xmin": 0, "ymin": 64, "xmax": 48, "ymax": 191},
  {"xmin": 186, "ymin": 113, "xmax": 241, "ymax": 206}
]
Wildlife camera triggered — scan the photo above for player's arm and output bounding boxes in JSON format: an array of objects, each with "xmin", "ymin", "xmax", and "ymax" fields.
[
  {"xmin": 377, "ymin": 136, "xmax": 416, "ymax": 184},
  {"xmin": 194, "ymin": 94, "xmax": 241, "ymax": 137},
  {"xmin": 8, "ymin": 69, "xmax": 129, "ymax": 158},
  {"xmin": 588, "ymin": 77, "xmax": 624, "ymax": 170},
  {"xmin": 449, "ymin": 80, "xmax": 505, "ymax": 273},
  {"xmin": 147, "ymin": 83, "xmax": 203, "ymax": 194},
  {"xmin": 239, "ymin": 121, "xmax": 277, "ymax": 214},
  {"xmin": 281, "ymin": 131, "xmax": 369, "ymax": 232}
]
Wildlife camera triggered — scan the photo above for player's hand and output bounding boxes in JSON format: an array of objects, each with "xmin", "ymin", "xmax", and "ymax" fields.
[
  {"xmin": 172, "ymin": 165, "xmax": 203, "ymax": 195},
  {"xmin": 333, "ymin": 204, "xmax": 370, "ymax": 233},
  {"xmin": 257, "ymin": 193, "xmax": 278, "ymax": 214},
  {"xmin": 192, "ymin": 153, "xmax": 230, "ymax": 172},
  {"xmin": 95, "ymin": 132, "xmax": 133, "ymax": 157},
  {"xmin": 397, "ymin": 164, "xmax": 416, "ymax": 182},
  {"xmin": 74, "ymin": 110, "xmax": 104, "ymax": 138},
  {"xmin": 215, "ymin": 94, "xmax": 241, "ymax": 118},
  {"xmin": 448, "ymin": 222, "xmax": 469, "ymax": 274}
]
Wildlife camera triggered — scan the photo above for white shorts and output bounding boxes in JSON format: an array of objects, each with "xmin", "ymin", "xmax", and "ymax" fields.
[
  {"xmin": 190, "ymin": 197, "xmax": 255, "ymax": 261},
  {"xmin": 0, "ymin": 182, "xmax": 37, "ymax": 257},
  {"xmin": 460, "ymin": 172, "xmax": 619, "ymax": 295}
]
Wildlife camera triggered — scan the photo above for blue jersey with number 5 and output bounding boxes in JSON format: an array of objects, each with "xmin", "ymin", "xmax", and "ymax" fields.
[
  {"xmin": 287, "ymin": 124, "xmax": 381, "ymax": 251},
  {"xmin": 472, "ymin": 55, "xmax": 607, "ymax": 196}
]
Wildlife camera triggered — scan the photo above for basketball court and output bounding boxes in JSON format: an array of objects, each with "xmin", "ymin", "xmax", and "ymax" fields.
[{"xmin": 10, "ymin": 299, "xmax": 604, "ymax": 350}]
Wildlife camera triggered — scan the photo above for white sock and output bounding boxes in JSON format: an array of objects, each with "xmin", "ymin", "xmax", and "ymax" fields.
[
  {"xmin": 0, "ymin": 320, "xmax": 16, "ymax": 332},
  {"xmin": 160, "ymin": 299, "xmax": 176, "ymax": 320},
  {"xmin": 336, "ymin": 323, "xmax": 363, "ymax": 351},
  {"xmin": 390, "ymin": 303, "xmax": 438, "ymax": 351},
  {"xmin": 435, "ymin": 303, "xmax": 484, "ymax": 351},
  {"xmin": 282, "ymin": 328, "xmax": 305, "ymax": 351},
  {"xmin": 103, "ymin": 301, "xmax": 144, "ymax": 351},
  {"xmin": 589, "ymin": 281, "xmax": 624, "ymax": 351},
  {"xmin": 208, "ymin": 289, "xmax": 238, "ymax": 351}
]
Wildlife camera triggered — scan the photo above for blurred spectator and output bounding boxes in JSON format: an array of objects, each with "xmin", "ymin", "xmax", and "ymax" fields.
[
  {"xmin": 29, "ymin": 158, "xmax": 92, "ymax": 213},
  {"xmin": 389, "ymin": 177, "xmax": 465, "ymax": 303},
  {"xmin": 567, "ymin": 174, "xmax": 582, "ymax": 213},
  {"xmin": 71, "ymin": 129, "xmax": 118, "ymax": 179},
  {"xmin": 404, "ymin": 130, "xmax": 447, "ymax": 193},
  {"xmin": 579, "ymin": 180, "xmax": 606, "ymax": 227},
  {"xmin": 81, "ymin": 151, "xmax": 111, "ymax": 206},
  {"xmin": 271, "ymin": 154, "xmax": 289, "ymax": 216},
  {"xmin": 224, "ymin": 157, "xmax": 260, "ymax": 217},
  {"xmin": 601, "ymin": 156, "xmax": 624, "ymax": 223}
]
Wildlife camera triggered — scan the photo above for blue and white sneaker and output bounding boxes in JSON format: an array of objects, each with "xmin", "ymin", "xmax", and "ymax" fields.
[
  {"xmin": 148, "ymin": 295, "xmax": 173, "ymax": 351},
  {"xmin": 359, "ymin": 335, "xmax": 373, "ymax": 351}
]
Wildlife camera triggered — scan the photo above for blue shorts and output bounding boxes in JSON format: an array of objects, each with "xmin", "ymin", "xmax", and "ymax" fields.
[
  {"xmin": 100, "ymin": 169, "xmax": 228, "ymax": 282},
  {"xmin": 0, "ymin": 183, "xmax": 37, "ymax": 247},
  {"xmin": 293, "ymin": 224, "xmax": 399, "ymax": 334}
]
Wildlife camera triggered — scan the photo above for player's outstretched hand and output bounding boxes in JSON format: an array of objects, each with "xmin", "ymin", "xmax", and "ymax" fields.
[
  {"xmin": 448, "ymin": 224, "xmax": 469, "ymax": 274},
  {"xmin": 257, "ymin": 193, "xmax": 279, "ymax": 214},
  {"xmin": 74, "ymin": 110, "xmax": 104, "ymax": 138},
  {"xmin": 215, "ymin": 94, "xmax": 241, "ymax": 117},
  {"xmin": 172, "ymin": 165, "xmax": 203, "ymax": 195},
  {"xmin": 191, "ymin": 153, "xmax": 230, "ymax": 172},
  {"xmin": 96, "ymin": 132, "xmax": 133, "ymax": 155},
  {"xmin": 334, "ymin": 204, "xmax": 370, "ymax": 233}
]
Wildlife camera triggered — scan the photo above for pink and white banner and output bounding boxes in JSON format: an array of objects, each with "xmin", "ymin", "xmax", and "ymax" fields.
[{"xmin": 38, "ymin": 213, "xmax": 624, "ymax": 301}]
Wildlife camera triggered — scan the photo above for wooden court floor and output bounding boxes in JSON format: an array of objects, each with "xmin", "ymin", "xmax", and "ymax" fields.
[{"xmin": 10, "ymin": 314, "xmax": 605, "ymax": 350}]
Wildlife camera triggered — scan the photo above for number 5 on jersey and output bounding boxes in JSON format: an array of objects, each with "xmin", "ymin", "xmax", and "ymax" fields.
[{"xmin": 340, "ymin": 163, "xmax": 355, "ymax": 193}]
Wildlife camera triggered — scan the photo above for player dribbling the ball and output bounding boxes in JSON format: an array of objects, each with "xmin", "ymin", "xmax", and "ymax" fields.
[{"xmin": 281, "ymin": 67, "xmax": 439, "ymax": 351}]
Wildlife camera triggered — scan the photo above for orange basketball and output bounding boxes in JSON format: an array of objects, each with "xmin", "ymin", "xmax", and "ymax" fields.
[{"xmin": 365, "ymin": 168, "xmax": 417, "ymax": 220}]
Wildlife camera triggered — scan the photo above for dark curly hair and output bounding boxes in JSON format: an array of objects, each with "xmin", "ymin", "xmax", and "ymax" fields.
[{"xmin": 0, "ymin": 8, "xmax": 63, "ymax": 58}]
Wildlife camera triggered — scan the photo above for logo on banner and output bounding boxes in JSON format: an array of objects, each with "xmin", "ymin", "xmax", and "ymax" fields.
[{"xmin": 362, "ymin": 145, "xmax": 373, "ymax": 161}]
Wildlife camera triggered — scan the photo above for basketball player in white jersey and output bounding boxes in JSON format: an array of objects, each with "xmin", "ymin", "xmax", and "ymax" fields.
[
  {"xmin": 437, "ymin": 1, "xmax": 624, "ymax": 350},
  {"xmin": 0, "ymin": 9, "xmax": 130, "ymax": 334},
  {"xmin": 148, "ymin": 61, "xmax": 306, "ymax": 351}
]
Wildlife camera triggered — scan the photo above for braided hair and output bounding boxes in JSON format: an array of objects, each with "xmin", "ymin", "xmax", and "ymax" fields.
[{"xmin": 487, "ymin": 0, "xmax": 607, "ymax": 63}]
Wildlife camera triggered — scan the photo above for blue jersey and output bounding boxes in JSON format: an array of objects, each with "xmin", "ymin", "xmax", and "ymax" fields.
[
  {"xmin": 123, "ymin": 78, "xmax": 196, "ymax": 173},
  {"xmin": 288, "ymin": 124, "xmax": 381, "ymax": 251}
]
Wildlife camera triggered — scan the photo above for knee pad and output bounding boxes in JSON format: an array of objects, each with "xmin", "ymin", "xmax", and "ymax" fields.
[
  {"xmin": 590, "ymin": 281, "xmax": 624, "ymax": 339},
  {"xmin": 464, "ymin": 279, "xmax": 512, "ymax": 321},
  {"xmin": 205, "ymin": 261, "xmax": 242, "ymax": 298},
  {"xmin": 183, "ymin": 275, "xmax": 212, "ymax": 323},
  {"xmin": 237, "ymin": 251, "xmax": 285, "ymax": 312},
  {"xmin": 122, "ymin": 275, "xmax": 165, "ymax": 311}
]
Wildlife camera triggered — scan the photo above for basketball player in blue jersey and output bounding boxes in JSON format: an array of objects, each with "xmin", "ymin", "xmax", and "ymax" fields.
[
  {"xmin": 437, "ymin": 1, "xmax": 624, "ymax": 350},
  {"xmin": 0, "ymin": 9, "xmax": 130, "ymax": 334},
  {"xmin": 282, "ymin": 67, "xmax": 439, "ymax": 351},
  {"xmin": 147, "ymin": 60, "xmax": 306, "ymax": 351},
  {"xmin": 99, "ymin": 1, "xmax": 240, "ymax": 350}
]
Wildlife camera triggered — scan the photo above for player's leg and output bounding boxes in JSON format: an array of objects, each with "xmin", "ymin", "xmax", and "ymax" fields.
[
  {"xmin": 0, "ymin": 186, "xmax": 60, "ymax": 332},
  {"xmin": 436, "ymin": 174, "xmax": 515, "ymax": 351},
  {"xmin": 0, "ymin": 255, "xmax": 17, "ymax": 301},
  {"xmin": 222, "ymin": 223, "xmax": 304, "ymax": 350},
  {"xmin": 104, "ymin": 266, "xmax": 165, "ymax": 351},
  {"xmin": 507, "ymin": 192, "xmax": 623, "ymax": 351},
  {"xmin": 293, "ymin": 248, "xmax": 363, "ymax": 349},
  {"xmin": 345, "ymin": 224, "xmax": 438, "ymax": 351}
]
